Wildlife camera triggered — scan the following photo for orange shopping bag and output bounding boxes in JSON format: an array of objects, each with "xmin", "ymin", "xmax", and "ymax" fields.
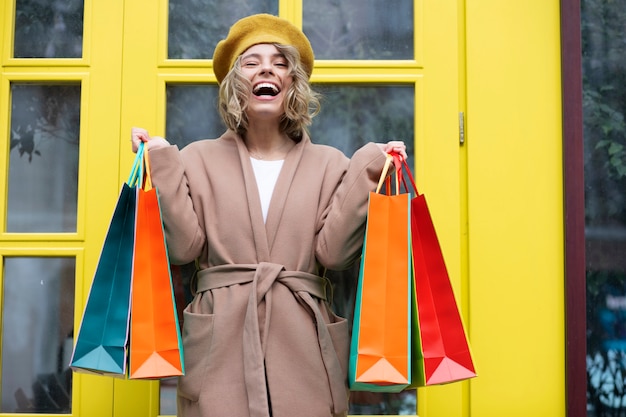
[
  {"xmin": 129, "ymin": 143, "xmax": 185, "ymax": 379},
  {"xmin": 349, "ymin": 154, "xmax": 412, "ymax": 392}
]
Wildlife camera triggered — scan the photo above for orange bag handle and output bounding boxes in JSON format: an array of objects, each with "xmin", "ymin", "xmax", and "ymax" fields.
[
  {"xmin": 376, "ymin": 153, "xmax": 403, "ymax": 195},
  {"xmin": 375, "ymin": 155, "xmax": 393, "ymax": 194},
  {"xmin": 141, "ymin": 145, "xmax": 153, "ymax": 191}
]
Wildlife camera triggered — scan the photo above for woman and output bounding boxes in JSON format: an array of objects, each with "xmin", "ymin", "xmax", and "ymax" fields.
[{"xmin": 131, "ymin": 14, "xmax": 406, "ymax": 417}]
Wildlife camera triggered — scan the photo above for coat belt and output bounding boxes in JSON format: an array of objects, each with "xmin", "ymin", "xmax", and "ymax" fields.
[{"xmin": 196, "ymin": 263, "xmax": 348, "ymax": 417}]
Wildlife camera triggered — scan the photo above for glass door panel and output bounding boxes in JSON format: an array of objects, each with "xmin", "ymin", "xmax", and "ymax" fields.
[
  {"xmin": 13, "ymin": 0, "xmax": 84, "ymax": 58},
  {"xmin": 312, "ymin": 85, "xmax": 415, "ymax": 161},
  {"xmin": 582, "ymin": 0, "xmax": 626, "ymax": 414},
  {"xmin": 165, "ymin": 84, "xmax": 224, "ymax": 143},
  {"xmin": 303, "ymin": 0, "xmax": 414, "ymax": 60},
  {"xmin": 1, "ymin": 256, "xmax": 75, "ymax": 413},
  {"xmin": 7, "ymin": 83, "xmax": 81, "ymax": 233},
  {"xmin": 167, "ymin": 0, "xmax": 278, "ymax": 59}
]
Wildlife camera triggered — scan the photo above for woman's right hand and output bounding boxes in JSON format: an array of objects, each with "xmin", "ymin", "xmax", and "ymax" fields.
[{"xmin": 131, "ymin": 127, "xmax": 170, "ymax": 153}]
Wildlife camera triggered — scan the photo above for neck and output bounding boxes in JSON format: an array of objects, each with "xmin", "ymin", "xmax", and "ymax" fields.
[{"xmin": 244, "ymin": 127, "xmax": 293, "ymax": 161}]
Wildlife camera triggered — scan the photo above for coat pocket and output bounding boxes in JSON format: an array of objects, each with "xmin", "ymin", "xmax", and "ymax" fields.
[
  {"xmin": 177, "ymin": 305, "xmax": 215, "ymax": 402},
  {"xmin": 326, "ymin": 311, "xmax": 350, "ymax": 378}
]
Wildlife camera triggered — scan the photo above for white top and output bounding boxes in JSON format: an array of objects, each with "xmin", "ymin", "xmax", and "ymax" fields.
[{"xmin": 250, "ymin": 158, "xmax": 284, "ymax": 223}]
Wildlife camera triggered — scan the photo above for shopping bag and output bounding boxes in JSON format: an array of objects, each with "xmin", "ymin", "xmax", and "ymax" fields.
[
  {"xmin": 70, "ymin": 145, "xmax": 144, "ymax": 376},
  {"xmin": 349, "ymin": 155, "xmax": 412, "ymax": 392},
  {"xmin": 128, "ymin": 146, "xmax": 185, "ymax": 379},
  {"xmin": 401, "ymin": 159, "xmax": 477, "ymax": 387}
]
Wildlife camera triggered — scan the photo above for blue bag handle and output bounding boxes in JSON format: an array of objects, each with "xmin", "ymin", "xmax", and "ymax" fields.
[{"xmin": 127, "ymin": 142, "xmax": 145, "ymax": 187}]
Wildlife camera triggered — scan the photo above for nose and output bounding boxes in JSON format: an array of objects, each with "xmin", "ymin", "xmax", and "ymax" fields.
[{"xmin": 259, "ymin": 60, "xmax": 274, "ymax": 75}]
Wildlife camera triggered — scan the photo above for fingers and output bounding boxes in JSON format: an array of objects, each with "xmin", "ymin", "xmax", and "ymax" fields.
[
  {"xmin": 383, "ymin": 141, "xmax": 408, "ymax": 161},
  {"xmin": 130, "ymin": 127, "xmax": 150, "ymax": 153}
]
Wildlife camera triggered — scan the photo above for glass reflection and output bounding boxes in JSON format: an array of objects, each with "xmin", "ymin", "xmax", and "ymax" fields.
[
  {"xmin": 1, "ymin": 257, "xmax": 75, "ymax": 413},
  {"xmin": 312, "ymin": 85, "xmax": 415, "ymax": 162},
  {"xmin": 303, "ymin": 0, "xmax": 413, "ymax": 60},
  {"xmin": 8, "ymin": 84, "xmax": 81, "ymax": 233},
  {"xmin": 13, "ymin": 0, "xmax": 84, "ymax": 58},
  {"xmin": 168, "ymin": 0, "xmax": 278, "ymax": 59},
  {"xmin": 166, "ymin": 84, "xmax": 225, "ymax": 145},
  {"xmin": 582, "ymin": 0, "xmax": 626, "ymax": 415}
]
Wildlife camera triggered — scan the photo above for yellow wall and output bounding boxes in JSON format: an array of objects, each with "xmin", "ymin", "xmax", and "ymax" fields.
[{"xmin": 465, "ymin": 1, "xmax": 565, "ymax": 416}]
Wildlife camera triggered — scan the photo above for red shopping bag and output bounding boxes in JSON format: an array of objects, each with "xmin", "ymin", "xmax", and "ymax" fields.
[
  {"xmin": 349, "ymin": 155, "xmax": 413, "ymax": 392},
  {"xmin": 401, "ymin": 159, "xmax": 476, "ymax": 387},
  {"xmin": 129, "ymin": 145, "xmax": 185, "ymax": 379}
]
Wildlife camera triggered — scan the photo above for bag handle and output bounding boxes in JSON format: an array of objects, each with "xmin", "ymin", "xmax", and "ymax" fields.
[
  {"xmin": 375, "ymin": 155, "xmax": 394, "ymax": 194},
  {"xmin": 399, "ymin": 158, "xmax": 419, "ymax": 195},
  {"xmin": 142, "ymin": 145, "xmax": 153, "ymax": 191},
  {"xmin": 376, "ymin": 152, "xmax": 404, "ymax": 195},
  {"xmin": 127, "ymin": 142, "xmax": 145, "ymax": 187}
]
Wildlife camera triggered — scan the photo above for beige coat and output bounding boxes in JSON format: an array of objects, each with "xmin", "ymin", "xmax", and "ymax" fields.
[{"xmin": 148, "ymin": 131, "xmax": 386, "ymax": 417}]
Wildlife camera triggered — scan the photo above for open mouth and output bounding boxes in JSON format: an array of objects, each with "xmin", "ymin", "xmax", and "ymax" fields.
[{"xmin": 253, "ymin": 82, "xmax": 280, "ymax": 97}]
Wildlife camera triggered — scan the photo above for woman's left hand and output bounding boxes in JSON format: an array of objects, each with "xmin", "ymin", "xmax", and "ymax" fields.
[{"xmin": 377, "ymin": 140, "xmax": 408, "ymax": 161}]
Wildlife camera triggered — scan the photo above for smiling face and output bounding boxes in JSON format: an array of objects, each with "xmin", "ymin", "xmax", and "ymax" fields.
[{"xmin": 239, "ymin": 43, "xmax": 293, "ymax": 123}]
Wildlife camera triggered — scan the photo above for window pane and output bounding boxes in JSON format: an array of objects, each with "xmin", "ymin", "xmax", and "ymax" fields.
[
  {"xmin": 168, "ymin": 0, "xmax": 278, "ymax": 59},
  {"xmin": 165, "ymin": 84, "xmax": 225, "ymax": 146},
  {"xmin": 312, "ymin": 85, "xmax": 414, "ymax": 159},
  {"xmin": 313, "ymin": 84, "xmax": 415, "ymax": 415},
  {"xmin": 303, "ymin": 0, "xmax": 413, "ymax": 60},
  {"xmin": 1, "ymin": 257, "xmax": 75, "ymax": 413},
  {"xmin": 582, "ymin": 0, "xmax": 626, "ymax": 414},
  {"xmin": 7, "ymin": 84, "xmax": 81, "ymax": 233},
  {"xmin": 13, "ymin": 0, "xmax": 84, "ymax": 58}
]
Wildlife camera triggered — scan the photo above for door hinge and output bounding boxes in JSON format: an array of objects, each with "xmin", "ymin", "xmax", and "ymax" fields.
[{"xmin": 459, "ymin": 112, "xmax": 465, "ymax": 145}]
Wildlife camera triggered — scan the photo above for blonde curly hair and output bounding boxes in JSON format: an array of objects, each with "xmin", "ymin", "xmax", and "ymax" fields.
[{"xmin": 218, "ymin": 44, "xmax": 320, "ymax": 141}]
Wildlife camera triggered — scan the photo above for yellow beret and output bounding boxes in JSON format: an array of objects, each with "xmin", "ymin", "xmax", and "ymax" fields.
[{"xmin": 213, "ymin": 14, "xmax": 314, "ymax": 84}]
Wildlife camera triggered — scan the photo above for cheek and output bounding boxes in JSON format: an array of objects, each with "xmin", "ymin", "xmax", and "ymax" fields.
[{"xmin": 282, "ymin": 76, "xmax": 294, "ymax": 93}]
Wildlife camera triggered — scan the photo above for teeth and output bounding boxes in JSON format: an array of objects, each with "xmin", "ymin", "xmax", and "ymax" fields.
[{"xmin": 253, "ymin": 83, "xmax": 280, "ymax": 95}]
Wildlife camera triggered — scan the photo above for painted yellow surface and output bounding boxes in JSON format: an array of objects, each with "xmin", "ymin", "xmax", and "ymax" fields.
[
  {"xmin": 0, "ymin": 0, "xmax": 127, "ymax": 415},
  {"xmin": 465, "ymin": 1, "xmax": 565, "ymax": 416},
  {"xmin": 0, "ymin": 0, "xmax": 567, "ymax": 416}
]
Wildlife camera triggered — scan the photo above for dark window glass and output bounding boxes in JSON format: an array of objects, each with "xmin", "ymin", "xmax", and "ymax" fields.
[
  {"xmin": 582, "ymin": 0, "xmax": 626, "ymax": 414},
  {"xmin": 8, "ymin": 84, "xmax": 81, "ymax": 233},
  {"xmin": 1, "ymin": 257, "xmax": 75, "ymax": 413},
  {"xmin": 168, "ymin": 0, "xmax": 278, "ymax": 59},
  {"xmin": 303, "ymin": 0, "xmax": 413, "ymax": 60},
  {"xmin": 13, "ymin": 0, "xmax": 84, "ymax": 58},
  {"xmin": 165, "ymin": 84, "xmax": 225, "ymax": 146}
]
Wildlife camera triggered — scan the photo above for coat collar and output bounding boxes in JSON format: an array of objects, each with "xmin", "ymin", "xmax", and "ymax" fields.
[{"xmin": 229, "ymin": 130, "xmax": 310, "ymax": 262}]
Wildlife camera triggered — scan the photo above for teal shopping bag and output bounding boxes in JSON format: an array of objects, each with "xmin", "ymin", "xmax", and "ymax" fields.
[{"xmin": 70, "ymin": 145, "xmax": 144, "ymax": 377}]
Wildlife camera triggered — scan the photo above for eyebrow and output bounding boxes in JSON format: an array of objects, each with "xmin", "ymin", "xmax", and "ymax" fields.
[{"xmin": 241, "ymin": 52, "xmax": 286, "ymax": 61}]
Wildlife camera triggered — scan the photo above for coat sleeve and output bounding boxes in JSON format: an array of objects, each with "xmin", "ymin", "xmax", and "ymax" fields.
[
  {"xmin": 315, "ymin": 142, "xmax": 387, "ymax": 270},
  {"xmin": 147, "ymin": 145, "xmax": 206, "ymax": 265}
]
